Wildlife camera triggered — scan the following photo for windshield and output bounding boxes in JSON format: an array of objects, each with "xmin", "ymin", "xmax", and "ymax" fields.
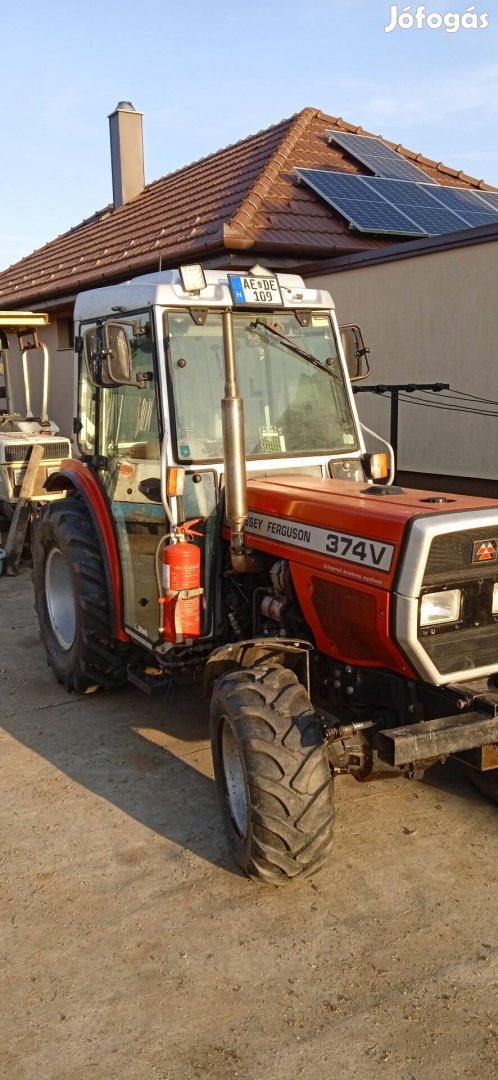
[{"xmin": 166, "ymin": 310, "xmax": 358, "ymax": 462}]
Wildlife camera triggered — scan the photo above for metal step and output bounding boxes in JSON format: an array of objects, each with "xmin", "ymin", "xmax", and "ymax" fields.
[
  {"xmin": 377, "ymin": 711, "xmax": 498, "ymax": 767},
  {"xmin": 127, "ymin": 664, "xmax": 174, "ymax": 698}
]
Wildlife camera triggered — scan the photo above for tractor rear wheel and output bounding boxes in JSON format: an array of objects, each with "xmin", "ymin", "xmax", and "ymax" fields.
[
  {"xmin": 32, "ymin": 493, "xmax": 135, "ymax": 692},
  {"xmin": 211, "ymin": 665, "xmax": 334, "ymax": 885}
]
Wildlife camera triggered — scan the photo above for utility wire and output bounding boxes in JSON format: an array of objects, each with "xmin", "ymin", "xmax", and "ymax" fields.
[
  {"xmin": 421, "ymin": 389, "xmax": 498, "ymax": 408},
  {"xmin": 398, "ymin": 395, "xmax": 497, "ymax": 414},
  {"xmin": 397, "ymin": 394, "xmax": 498, "ymax": 415},
  {"xmin": 448, "ymin": 387, "xmax": 498, "ymax": 405},
  {"xmin": 396, "ymin": 393, "xmax": 498, "ymax": 418},
  {"xmin": 359, "ymin": 383, "xmax": 498, "ymax": 409},
  {"xmin": 364, "ymin": 388, "xmax": 498, "ymax": 416}
]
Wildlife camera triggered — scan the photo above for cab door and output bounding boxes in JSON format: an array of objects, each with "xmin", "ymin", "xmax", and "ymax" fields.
[
  {"xmin": 97, "ymin": 311, "xmax": 165, "ymax": 643},
  {"xmin": 79, "ymin": 308, "xmax": 221, "ymax": 645}
]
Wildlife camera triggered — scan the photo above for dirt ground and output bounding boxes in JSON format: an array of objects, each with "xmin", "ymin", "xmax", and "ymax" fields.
[{"xmin": 1, "ymin": 568, "xmax": 497, "ymax": 1080}]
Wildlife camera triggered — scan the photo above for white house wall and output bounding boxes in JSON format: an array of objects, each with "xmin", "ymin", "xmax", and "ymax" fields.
[{"xmin": 305, "ymin": 239, "xmax": 498, "ymax": 482}]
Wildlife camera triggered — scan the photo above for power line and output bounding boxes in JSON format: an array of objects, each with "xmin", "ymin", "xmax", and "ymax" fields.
[
  {"xmin": 417, "ymin": 388, "xmax": 498, "ymax": 408},
  {"xmin": 397, "ymin": 394, "xmax": 498, "ymax": 415},
  {"xmin": 354, "ymin": 381, "xmax": 498, "ymax": 468},
  {"xmin": 398, "ymin": 394, "xmax": 498, "ymax": 415},
  {"xmin": 397, "ymin": 394, "xmax": 498, "ymax": 418},
  {"xmin": 356, "ymin": 383, "xmax": 498, "ymax": 410},
  {"xmin": 357, "ymin": 387, "xmax": 498, "ymax": 416},
  {"xmin": 449, "ymin": 388, "xmax": 498, "ymax": 406}
]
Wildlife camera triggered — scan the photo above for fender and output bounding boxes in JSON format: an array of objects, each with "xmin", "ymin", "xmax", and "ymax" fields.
[
  {"xmin": 45, "ymin": 459, "xmax": 130, "ymax": 642},
  {"xmin": 203, "ymin": 638, "xmax": 312, "ymax": 698}
]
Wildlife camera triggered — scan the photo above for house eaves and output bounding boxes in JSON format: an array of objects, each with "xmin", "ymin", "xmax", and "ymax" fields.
[{"xmin": 1, "ymin": 106, "xmax": 496, "ymax": 311}]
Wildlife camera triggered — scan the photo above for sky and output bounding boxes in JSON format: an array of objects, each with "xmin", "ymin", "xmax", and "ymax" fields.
[{"xmin": 1, "ymin": 0, "xmax": 497, "ymax": 271}]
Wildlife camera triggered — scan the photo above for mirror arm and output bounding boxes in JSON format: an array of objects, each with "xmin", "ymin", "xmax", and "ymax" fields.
[
  {"xmin": 360, "ymin": 423, "xmax": 395, "ymax": 485},
  {"xmin": 351, "ymin": 347, "xmax": 371, "ymax": 382},
  {"xmin": 136, "ymin": 371, "xmax": 153, "ymax": 390}
]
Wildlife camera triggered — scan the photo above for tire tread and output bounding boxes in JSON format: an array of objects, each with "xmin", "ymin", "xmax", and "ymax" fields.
[
  {"xmin": 32, "ymin": 492, "xmax": 137, "ymax": 692},
  {"xmin": 211, "ymin": 665, "xmax": 334, "ymax": 885}
]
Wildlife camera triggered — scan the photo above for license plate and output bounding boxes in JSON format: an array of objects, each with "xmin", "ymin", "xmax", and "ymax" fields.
[{"xmin": 228, "ymin": 273, "xmax": 283, "ymax": 306}]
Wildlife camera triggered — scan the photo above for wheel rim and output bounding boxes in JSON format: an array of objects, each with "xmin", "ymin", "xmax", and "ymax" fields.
[
  {"xmin": 45, "ymin": 546, "xmax": 76, "ymax": 650},
  {"xmin": 221, "ymin": 717, "xmax": 249, "ymax": 838}
]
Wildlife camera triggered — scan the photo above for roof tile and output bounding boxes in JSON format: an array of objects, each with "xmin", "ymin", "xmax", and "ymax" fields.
[{"xmin": 1, "ymin": 107, "xmax": 495, "ymax": 307}]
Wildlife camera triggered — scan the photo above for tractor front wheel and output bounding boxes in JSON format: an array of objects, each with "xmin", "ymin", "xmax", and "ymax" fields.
[
  {"xmin": 211, "ymin": 665, "xmax": 335, "ymax": 885},
  {"xmin": 32, "ymin": 493, "xmax": 135, "ymax": 692}
]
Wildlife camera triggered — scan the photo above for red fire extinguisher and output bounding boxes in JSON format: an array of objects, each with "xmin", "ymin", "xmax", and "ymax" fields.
[{"xmin": 160, "ymin": 520, "xmax": 203, "ymax": 643}]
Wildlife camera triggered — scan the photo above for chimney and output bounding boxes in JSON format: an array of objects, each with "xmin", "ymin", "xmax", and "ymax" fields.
[{"xmin": 108, "ymin": 101, "xmax": 145, "ymax": 208}]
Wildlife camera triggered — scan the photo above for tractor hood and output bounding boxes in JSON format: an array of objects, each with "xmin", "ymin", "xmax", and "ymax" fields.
[
  {"xmin": 242, "ymin": 475, "xmax": 498, "ymax": 685},
  {"xmin": 244, "ymin": 475, "xmax": 498, "ymax": 591}
]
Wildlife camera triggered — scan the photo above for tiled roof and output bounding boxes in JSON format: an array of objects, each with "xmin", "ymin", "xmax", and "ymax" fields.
[{"xmin": 0, "ymin": 107, "xmax": 495, "ymax": 308}]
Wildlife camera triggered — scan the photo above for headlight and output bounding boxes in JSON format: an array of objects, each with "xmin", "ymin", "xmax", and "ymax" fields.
[
  {"xmin": 493, "ymin": 582, "xmax": 498, "ymax": 615},
  {"xmin": 420, "ymin": 589, "xmax": 462, "ymax": 627}
]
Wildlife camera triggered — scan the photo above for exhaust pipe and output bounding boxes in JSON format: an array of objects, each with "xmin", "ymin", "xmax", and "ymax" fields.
[{"xmin": 221, "ymin": 311, "xmax": 261, "ymax": 573}]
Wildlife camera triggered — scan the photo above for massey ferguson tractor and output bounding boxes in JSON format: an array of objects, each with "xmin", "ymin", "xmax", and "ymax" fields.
[{"xmin": 32, "ymin": 265, "xmax": 498, "ymax": 885}]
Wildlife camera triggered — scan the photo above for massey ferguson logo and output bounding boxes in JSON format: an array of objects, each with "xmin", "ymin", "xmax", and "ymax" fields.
[{"xmin": 472, "ymin": 538, "xmax": 498, "ymax": 563}]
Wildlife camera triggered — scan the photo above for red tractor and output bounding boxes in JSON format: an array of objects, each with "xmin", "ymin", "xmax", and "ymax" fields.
[{"xmin": 32, "ymin": 265, "xmax": 498, "ymax": 884}]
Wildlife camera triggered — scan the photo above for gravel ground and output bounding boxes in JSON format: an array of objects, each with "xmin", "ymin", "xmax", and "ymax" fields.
[{"xmin": 1, "ymin": 568, "xmax": 497, "ymax": 1080}]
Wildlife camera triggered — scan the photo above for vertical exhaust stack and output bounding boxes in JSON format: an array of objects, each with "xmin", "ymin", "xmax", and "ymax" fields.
[
  {"xmin": 108, "ymin": 101, "xmax": 145, "ymax": 208},
  {"xmin": 221, "ymin": 312, "xmax": 262, "ymax": 574}
]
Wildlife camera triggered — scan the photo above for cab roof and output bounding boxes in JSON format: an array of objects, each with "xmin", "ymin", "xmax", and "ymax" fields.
[{"xmin": 74, "ymin": 268, "xmax": 335, "ymax": 322}]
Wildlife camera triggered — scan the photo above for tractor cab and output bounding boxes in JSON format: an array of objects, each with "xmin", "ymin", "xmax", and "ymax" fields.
[{"xmin": 71, "ymin": 266, "xmax": 374, "ymax": 645}]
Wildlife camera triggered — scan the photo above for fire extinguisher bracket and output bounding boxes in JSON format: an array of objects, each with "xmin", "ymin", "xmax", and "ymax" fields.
[
  {"xmin": 160, "ymin": 519, "xmax": 205, "ymax": 643},
  {"xmin": 160, "ymin": 586, "xmax": 204, "ymax": 601}
]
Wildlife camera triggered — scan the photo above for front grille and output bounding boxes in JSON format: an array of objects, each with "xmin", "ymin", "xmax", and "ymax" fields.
[
  {"xmin": 423, "ymin": 525, "xmax": 498, "ymax": 585},
  {"xmin": 419, "ymin": 526, "xmax": 498, "ymax": 678},
  {"xmin": 423, "ymin": 624, "xmax": 498, "ymax": 675},
  {"xmin": 396, "ymin": 511, "xmax": 498, "ymax": 684},
  {"xmin": 3, "ymin": 440, "xmax": 70, "ymax": 464}
]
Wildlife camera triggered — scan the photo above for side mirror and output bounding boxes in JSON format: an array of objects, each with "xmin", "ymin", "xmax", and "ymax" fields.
[
  {"xmin": 339, "ymin": 324, "xmax": 371, "ymax": 382},
  {"xmin": 102, "ymin": 322, "xmax": 133, "ymax": 385},
  {"xmin": 82, "ymin": 322, "xmax": 132, "ymax": 386}
]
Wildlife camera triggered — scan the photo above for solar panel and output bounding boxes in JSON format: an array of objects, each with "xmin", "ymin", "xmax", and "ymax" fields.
[
  {"xmin": 297, "ymin": 168, "xmax": 498, "ymax": 238},
  {"xmin": 328, "ymin": 131, "xmax": 437, "ymax": 184},
  {"xmin": 296, "ymin": 170, "xmax": 426, "ymax": 237},
  {"xmin": 422, "ymin": 185, "xmax": 498, "ymax": 228},
  {"xmin": 362, "ymin": 178, "xmax": 468, "ymax": 235},
  {"xmin": 473, "ymin": 190, "xmax": 498, "ymax": 213}
]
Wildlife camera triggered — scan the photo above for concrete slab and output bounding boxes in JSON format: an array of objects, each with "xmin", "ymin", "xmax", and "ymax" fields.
[{"xmin": 1, "ymin": 569, "xmax": 497, "ymax": 1079}]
